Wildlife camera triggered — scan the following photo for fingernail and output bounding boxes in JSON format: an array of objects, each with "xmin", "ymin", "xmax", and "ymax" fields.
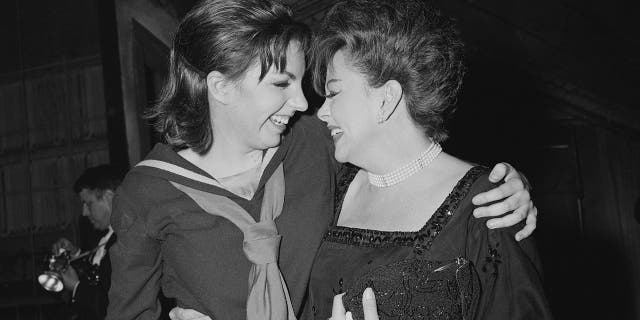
[
  {"xmin": 363, "ymin": 288, "xmax": 374, "ymax": 300},
  {"xmin": 487, "ymin": 222, "xmax": 496, "ymax": 229}
]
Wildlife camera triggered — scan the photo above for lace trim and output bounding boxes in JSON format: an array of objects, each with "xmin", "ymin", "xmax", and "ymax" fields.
[{"xmin": 324, "ymin": 166, "xmax": 488, "ymax": 252}]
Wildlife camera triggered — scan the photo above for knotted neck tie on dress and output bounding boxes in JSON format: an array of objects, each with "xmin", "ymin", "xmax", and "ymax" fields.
[{"xmin": 135, "ymin": 160, "xmax": 296, "ymax": 320}]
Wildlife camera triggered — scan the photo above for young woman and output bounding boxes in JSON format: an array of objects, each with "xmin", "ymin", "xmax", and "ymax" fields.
[
  {"xmin": 308, "ymin": 1, "xmax": 552, "ymax": 319},
  {"xmin": 106, "ymin": 1, "xmax": 538, "ymax": 319}
]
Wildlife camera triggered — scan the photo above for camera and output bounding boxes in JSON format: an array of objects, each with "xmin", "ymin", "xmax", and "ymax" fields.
[
  {"xmin": 38, "ymin": 246, "xmax": 100, "ymax": 292},
  {"xmin": 38, "ymin": 249, "xmax": 73, "ymax": 292}
]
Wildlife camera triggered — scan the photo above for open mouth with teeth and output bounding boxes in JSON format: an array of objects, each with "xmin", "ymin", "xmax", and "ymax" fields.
[
  {"xmin": 269, "ymin": 115, "xmax": 290, "ymax": 127},
  {"xmin": 330, "ymin": 128, "xmax": 343, "ymax": 138}
]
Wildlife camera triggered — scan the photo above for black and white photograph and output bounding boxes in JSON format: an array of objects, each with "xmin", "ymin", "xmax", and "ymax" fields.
[{"xmin": 0, "ymin": 0, "xmax": 638, "ymax": 319}]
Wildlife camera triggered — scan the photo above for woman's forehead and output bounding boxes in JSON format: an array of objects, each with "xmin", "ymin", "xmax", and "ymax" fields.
[
  {"xmin": 327, "ymin": 50, "xmax": 357, "ymax": 77},
  {"xmin": 261, "ymin": 43, "xmax": 306, "ymax": 75}
]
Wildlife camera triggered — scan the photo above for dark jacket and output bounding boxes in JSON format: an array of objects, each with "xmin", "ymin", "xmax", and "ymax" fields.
[
  {"xmin": 73, "ymin": 234, "xmax": 115, "ymax": 320},
  {"xmin": 107, "ymin": 115, "xmax": 337, "ymax": 320}
]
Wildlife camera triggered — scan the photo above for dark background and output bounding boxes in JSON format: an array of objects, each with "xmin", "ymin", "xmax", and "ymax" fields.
[{"xmin": 0, "ymin": 0, "xmax": 638, "ymax": 319}]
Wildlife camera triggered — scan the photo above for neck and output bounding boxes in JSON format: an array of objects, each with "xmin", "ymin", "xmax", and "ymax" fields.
[
  {"xmin": 360, "ymin": 122, "xmax": 432, "ymax": 175},
  {"xmin": 180, "ymin": 139, "xmax": 264, "ymax": 179},
  {"xmin": 186, "ymin": 106, "xmax": 267, "ymax": 178}
]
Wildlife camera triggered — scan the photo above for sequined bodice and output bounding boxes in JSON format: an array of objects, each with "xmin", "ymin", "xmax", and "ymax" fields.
[
  {"xmin": 309, "ymin": 165, "xmax": 489, "ymax": 320},
  {"xmin": 342, "ymin": 257, "xmax": 480, "ymax": 320}
]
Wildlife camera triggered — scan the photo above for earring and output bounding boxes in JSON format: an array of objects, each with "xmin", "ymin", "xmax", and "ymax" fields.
[
  {"xmin": 377, "ymin": 101, "xmax": 385, "ymax": 124},
  {"xmin": 376, "ymin": 111, "xmax": 385, "ymax": 124}
]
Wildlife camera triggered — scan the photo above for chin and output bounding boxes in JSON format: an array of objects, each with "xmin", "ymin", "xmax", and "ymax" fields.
[
  {"xmin": 258, "ymin": 134, "xmax": 282, "ymax": 150},
  {"xmin": 333, "ymin": 149, "xmax": 349, "ymax": 164}
]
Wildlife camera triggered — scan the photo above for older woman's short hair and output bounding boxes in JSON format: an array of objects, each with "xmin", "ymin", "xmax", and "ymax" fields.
[
  {"xmin": 148, "ymin": 0, "xmax": 311, "ymax": 154},
  {"xmin": 312, "ymin": 0, "xmax": 465, "ymax": 143}
]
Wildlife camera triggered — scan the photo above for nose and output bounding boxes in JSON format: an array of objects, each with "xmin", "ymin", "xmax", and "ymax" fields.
[
  {"xmin": 82, "ymin": 204, "xmax": 90, "ymax": 217},
  {"xmin": 289, "ymin": 86, "xmax": 308, "ymax": 112},
  {"xmin": 317, "ymin": 99, "xmax": 330, "ymax": 123}
]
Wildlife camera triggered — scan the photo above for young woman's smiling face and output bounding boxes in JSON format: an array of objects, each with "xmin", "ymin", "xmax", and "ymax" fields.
[
  {"xmin": 218, "ymin": 41, "xmax": 308, "ymax": 152},
  {"xmin": 317, "ymin": 50, "xmax": 381, "ymax": 164}
]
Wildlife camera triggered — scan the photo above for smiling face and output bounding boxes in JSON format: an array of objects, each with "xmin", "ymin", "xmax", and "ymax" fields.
[
  {"xmin": 216, "ymin": 41, "xmax": 308, "ymax": 152},
  {"xmin": 317, "ymin": 50, "xmax": 382, "ymax": 164}
]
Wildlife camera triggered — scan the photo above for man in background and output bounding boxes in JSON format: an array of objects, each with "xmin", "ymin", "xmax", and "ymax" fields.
[{"xmin": 51, "ymin": 164, "xmax": 126, "ymax": 320}]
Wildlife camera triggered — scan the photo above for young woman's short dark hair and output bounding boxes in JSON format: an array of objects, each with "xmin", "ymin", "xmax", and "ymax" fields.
[
  {"xmin": 148, "ymin": 0, "xmax": 311, "ymax": 154},
  {"xmin": 312, "ymin": 0, "xmax": 465, "ymax": 143}
]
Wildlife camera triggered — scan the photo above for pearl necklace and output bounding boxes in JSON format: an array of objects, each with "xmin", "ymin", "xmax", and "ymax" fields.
[{"xmin": 368, "ymin": 142, "xmax": 442, "ymax": 188}]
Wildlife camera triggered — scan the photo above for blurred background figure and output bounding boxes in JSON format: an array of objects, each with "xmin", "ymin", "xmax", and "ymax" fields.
[{"xmin": 48, "ymin": 165, "xmax": 125, "ymax": 320}]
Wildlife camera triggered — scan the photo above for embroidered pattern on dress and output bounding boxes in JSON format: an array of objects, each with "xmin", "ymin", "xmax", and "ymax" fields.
[
  {"xmin": 324, "ymin": 166, "xmax": 489, "ymax": 252},
  {"xmin": 342, "ymin": 258, "xmax": 480, "ymax": 320}
]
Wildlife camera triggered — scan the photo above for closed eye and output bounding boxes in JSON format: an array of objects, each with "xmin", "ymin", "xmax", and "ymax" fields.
[
  {"xmin": 274, "ymin": 81, "xmax": 291, "ymax": 88},
  {"xmin": 323, "ymin": 91, "xmax": 339, "ymax": 98}
]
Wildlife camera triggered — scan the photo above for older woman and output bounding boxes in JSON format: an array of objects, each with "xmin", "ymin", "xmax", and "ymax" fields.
[
  {"xmin": 308, "ymin": 0, "xmax": 552, "ymax": 319},
  {"xmin": 107, "ymin": 0, "xmax": 539, "ymax": 320}
]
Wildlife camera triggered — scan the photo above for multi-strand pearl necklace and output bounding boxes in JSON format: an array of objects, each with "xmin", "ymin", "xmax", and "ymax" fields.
[{"xmin": 367, "ymin": 142, "xmax": 442, "ymax": 188}]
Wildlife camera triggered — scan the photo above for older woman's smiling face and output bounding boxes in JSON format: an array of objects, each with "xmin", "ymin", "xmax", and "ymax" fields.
[{"xmin": 316, "ymin": 50, "xmax": 382, "ymax": 164}]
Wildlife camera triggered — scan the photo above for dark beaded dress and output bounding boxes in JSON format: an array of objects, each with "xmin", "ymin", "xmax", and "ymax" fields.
[{"xmin": 308, "ymin": 165, "xmax": 552, "ymax": 320}]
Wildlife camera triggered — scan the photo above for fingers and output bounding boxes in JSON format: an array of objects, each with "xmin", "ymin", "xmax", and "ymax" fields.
[
  {"xmin": 488, "ymin": 162, "xmax": 514, "ymax": 183},
  {"xmin": 474, "ymin": 188, "xmax": 530, "ymax": 220},
  {"xmin": 502, "ymin": 163, "xmax": 520, "ymax": 181},
  {"xmin": 489, "ymin": 162, "xmax": 532, "ymax": 192},
  {"xmin": 362, "ymin": 288, "xmax": 379, "ymax": 320},
  {"xmin": 331, "ymin": 289, "xmax": 380, "ymax": 320},
  {"xmin": 515, "ymin": 205, "xmax": 537, "ymax": 241},
  {"xmin": 485, "ymin": 199, "xmax": 530, "ymax": 228},
  {"xmin": 169, "ymin": 307, "xmax": 211, "ymax": 320},
  {"xmin": 52, "ymin": 238, "xmax": 68, "ymax": 254},
  {"xmin": 181, "ymin": 309, "xmax": 211, "ymax": 320},
  {"xmin": 474, "ymin": 193, "xmax": 517, "ymax": 219},
  {"xmin": 52, "ymin": 238, "xmax": 78, "ymax": 255},
  {"xmin": 331, "ymin": 293, "xmax": 347, "ymax": 320},
  {"xmin": 473, "ymin": 177, "xmax": 526, "ymax": 208},
  {"xmin": 488, "ymin": 162, "xmax": 508, "ymax": 182}
]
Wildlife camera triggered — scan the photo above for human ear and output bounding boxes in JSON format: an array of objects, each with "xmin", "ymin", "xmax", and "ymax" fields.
[
  {"xmin": 206, "ymin": 71, "xmax": 235, "ymax": 104},
  {"xmin": 103, "ymin": 190, "xmax": 115, "ymax": 207},
  {"xmin": 380, "ymin": 80, "xmax": 403, "ymax": 122}
]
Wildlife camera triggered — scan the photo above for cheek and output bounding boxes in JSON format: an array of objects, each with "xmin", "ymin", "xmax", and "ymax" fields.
[
  {"xmin": 91, "ymin": 204, "xmax": 102, "ymax": 216},
  {"xmin": 260, "ymin": 88, "xmax": 288, "ymax": 110},
  {"xmin": 230, "ymin": 105, "xmax": 261, "ymax": 131},
  {"xmin": 249, "ymin": 97, "xmax": 282, "ymax": 122},
  {"xmin": 334, "ymin": 104, "xmax": 358, "ymax": 130}
]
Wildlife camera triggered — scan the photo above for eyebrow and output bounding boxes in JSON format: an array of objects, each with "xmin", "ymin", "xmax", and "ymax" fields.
[{"xmin": 281, "ymin": 71, "xmax": 296, "ymax": 80}]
